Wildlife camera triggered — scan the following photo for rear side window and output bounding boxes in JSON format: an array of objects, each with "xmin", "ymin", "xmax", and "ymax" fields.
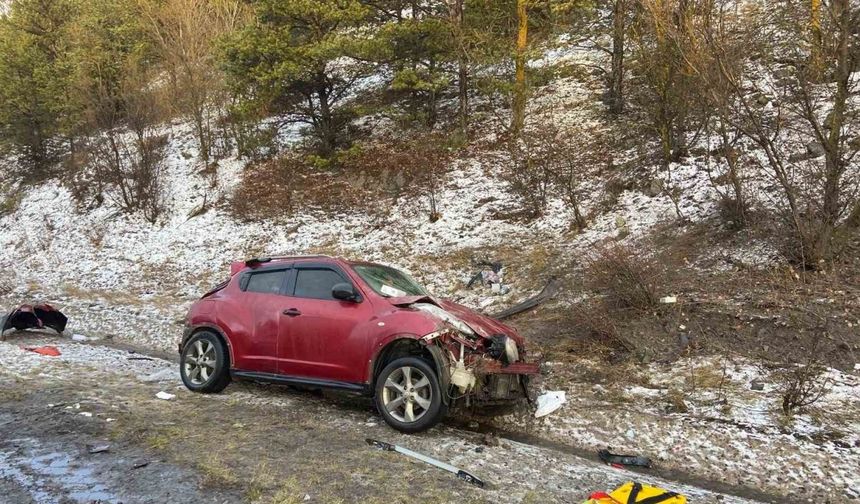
[
  {"xmin": 245, "ymin": 270, "xmax": 286, "ymax": 294},
  {"xmin": 294, "ymin": 269, "xmax": 346, "ymax": 300}
]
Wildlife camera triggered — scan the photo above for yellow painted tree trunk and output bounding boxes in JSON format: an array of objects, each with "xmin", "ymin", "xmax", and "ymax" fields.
[
  {"xmin": 512, "ymin": 0, "xmax": 528, "ymax": 134},
  {"xmin": 810, "ymin": 0, "xmax": 822, "ymax": 79}
]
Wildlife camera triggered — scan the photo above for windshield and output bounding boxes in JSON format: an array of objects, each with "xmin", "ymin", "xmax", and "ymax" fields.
[{"xmin": 352, "ymin": 264, "xmax": 428, "ymax": 297}]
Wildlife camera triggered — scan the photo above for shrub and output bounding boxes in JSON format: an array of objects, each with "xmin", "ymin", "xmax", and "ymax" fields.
[
  {"xmin": 230, "ymin": 135, "xmax": 453, "ymax": 222},
  {"xmin": 91, "ymin": 132, "xmax": 168, "ymax": 224},
  {"xmin": 776, "ymin": 337, "xmax": 832, "ymax": 415},
  {"xmin": 230, "ymin": 156, "xmax": 296, "ymax": 221},
  {"xmin": 585, "ymin": 244, "xmax": 661, "ymax": 311}
]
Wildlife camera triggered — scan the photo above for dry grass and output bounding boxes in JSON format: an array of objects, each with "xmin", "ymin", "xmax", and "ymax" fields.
[{"xmin": 198, "ymin": 455, "xmax": 241, "ymax": 488}]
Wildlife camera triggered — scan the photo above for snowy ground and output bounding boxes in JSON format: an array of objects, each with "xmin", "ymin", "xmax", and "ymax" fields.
[
  {"xmin": 486, "ymin": 356, "xmax": 860, "ymax": 501},
  {"xmin": 0, "ymin": 333, "xmax": 775, "ymax": 503}
]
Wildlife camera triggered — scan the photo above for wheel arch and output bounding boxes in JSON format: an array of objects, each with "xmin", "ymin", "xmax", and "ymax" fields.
[
  {"xmin": 369, "ymin": 336, "xmax": 451, "ymax": 404},
  {"xmin": 182, "ymin": 324, "xmax": 234, "ymax": 367}
]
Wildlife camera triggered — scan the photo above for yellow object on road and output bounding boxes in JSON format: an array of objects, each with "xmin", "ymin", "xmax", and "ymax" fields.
[{"xmin": 583, "ymin": 481, "xmax": 687, "ymax": 504}]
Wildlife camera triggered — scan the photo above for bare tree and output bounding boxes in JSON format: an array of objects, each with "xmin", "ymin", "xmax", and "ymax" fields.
[
  {"xmin": 685, "ymin": 0, "xmax": 859, "ymax": 266},
  {"xmin": 140, "ymin": 0, "xmax": 248, "ymax": 165},
  {"xmin": 89, "ymin": 63, "xmax": 167, "ymax": 223}
]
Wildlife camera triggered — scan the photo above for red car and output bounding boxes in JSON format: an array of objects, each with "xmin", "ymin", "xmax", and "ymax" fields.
[{"xmin": 179, "ymin": 255, "xmax": 539, "ymax": 432}]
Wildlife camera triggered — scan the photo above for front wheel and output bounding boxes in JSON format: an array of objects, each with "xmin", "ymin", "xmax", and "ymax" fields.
[
  {"xmin": 374, "ymin": 357, "xmax": 446, "ymax": 433},
  {"xmin": 180, "ymin": 331, "xmax": 231, "ymax": 393}
]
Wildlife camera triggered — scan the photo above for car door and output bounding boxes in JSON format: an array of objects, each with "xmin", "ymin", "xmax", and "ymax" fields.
[
  {"xmin": 232, "ymin": 267, "xmax": 290, "ymax": 374},
  {"xmin": 277, "ymin": 263, "xmax": 374, "ymax": 383}
]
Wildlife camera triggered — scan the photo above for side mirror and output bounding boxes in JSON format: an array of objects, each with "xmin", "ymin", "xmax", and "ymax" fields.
[{"xmin": 332, "ymin": 283, "xmax": 360, "ymax": 302}]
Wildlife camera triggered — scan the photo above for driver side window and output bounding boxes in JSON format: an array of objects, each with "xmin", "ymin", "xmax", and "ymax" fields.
[{"xmin": 294, "ymin": 268, "xmax": 347, "ymax": 300}]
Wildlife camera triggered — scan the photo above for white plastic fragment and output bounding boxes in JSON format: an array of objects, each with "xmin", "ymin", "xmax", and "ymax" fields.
[
  {"xmin": 855, "ymin": 363, "xmax": 860, "ymax": 371},
  {"xmin": 71, "ymin": 334, "xmax": 89, "ymax": 342},
  {"xmin": 79, "ymin": 412, "xmax": 93, "ymax": 417},
  {"xmin": 156, "ymin": 391, "xmax": 175, "ymax": 400},
  {"xmin": 534, "ymin": 391, "xmax": 566, "ymax": 418},
  {"xmin": 660, "ymin": 296, "xmax": 677, "ymax": 304},
  {"xmin": 138, "ymin": 369, "xmax": 178, "ymax": 383}
]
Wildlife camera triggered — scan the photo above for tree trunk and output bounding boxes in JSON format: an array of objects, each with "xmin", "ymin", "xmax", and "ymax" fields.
[
  {"xmin": 451, "ymin": 0, "xmax": 469, "ymax": 132},
  {"xmin": 427, "ymin": 58, "xmax": 439, "ymax": 128},
  {"xmin": 316, "ymin": 78, "xmax": 336, "ymax": 158},
  {"xmin": 511, "ymin": 0, "xmax": 528, "ymax": 134},
  {"xmin": 609, "ymin": 0, "xmax": 626, "ymax": 115},
  {"xmin": 821, "ymin": 0, "xmax": 850, "ymax": 227}
]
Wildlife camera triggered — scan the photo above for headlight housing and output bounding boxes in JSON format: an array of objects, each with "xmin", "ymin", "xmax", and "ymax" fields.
[
  {"xmin": 489, "ymin": 334, "xmax": 519, "ymax": 365},
  {"xmin": 504, "ymin": 335, "xmax": 520, "ymax": 364}
]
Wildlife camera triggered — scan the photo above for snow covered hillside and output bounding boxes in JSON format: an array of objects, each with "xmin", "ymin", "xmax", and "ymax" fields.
[{"xmin": 0, "ymin": 47, "xmax": 770, "ymax": 349}]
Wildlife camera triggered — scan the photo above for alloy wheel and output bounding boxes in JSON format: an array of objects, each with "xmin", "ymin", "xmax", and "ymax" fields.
[
  {"xmin": 382, "ymin": 366, "xmax": 433, "ymax": 423},
  {"xmin": 184, "ymin": 339, "xmax": 216, "ymax": 385}
]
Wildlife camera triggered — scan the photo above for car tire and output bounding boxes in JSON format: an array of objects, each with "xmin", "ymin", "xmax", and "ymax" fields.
[
  {"xmin": 375, "ymin": 357, "xmax": 446, "ymax": 433},
  {"xmin": 180, "ymin": 331, "xmax": 231, "ymax": 393}
]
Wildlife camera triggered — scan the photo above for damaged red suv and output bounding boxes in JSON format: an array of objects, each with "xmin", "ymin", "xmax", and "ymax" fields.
[{"xmin": 180, "ymin": 256, "xmax": 539, "ymax": 432}]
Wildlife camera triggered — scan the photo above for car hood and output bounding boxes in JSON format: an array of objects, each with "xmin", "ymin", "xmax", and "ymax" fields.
[{"xmin": 388, "ymin": 296, "xmax": 524, "ymax": 345}]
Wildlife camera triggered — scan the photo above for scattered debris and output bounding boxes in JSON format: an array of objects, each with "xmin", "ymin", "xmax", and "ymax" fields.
[
  {"xmin": 79, "ymin": 412, "xmax": 93, "ymax": 417},
  {"xmin": 535, "ymin": 390, "xmax": 566, "ymax": 418},
  {"xmin": 492, "ymin": 277, "xmax": 561, "ymax": 320},
  {"xmin": 584, "ymin": 481, "xmax": 686, "ymax": 503},
  {"xmin": 1, "ymin": 304, "xmax": 68, "ymax": 335},
  {"xmin": 87, "ymin": 443, "xmax": 111, "ymax": 454},
  {"xmin": 659, "ymin": 296, "xmax": 677, "ymax": 304},
  {"xmin": 155, "ymin": 391, "xmax": 175, "ymax": 400},
  {"xmin": 467, "ymin": 261, "xmax": 502, "ymax": 289},
  {"xmin": 22, "ymin": 345, "xmax": 61, "ymax": 357},
  {"xmin": 597, "ymin": 449, "xmax": 653, "ymax": 468},
  {"xmin": 365, "ymin": 438, "xmax": 485, "ymax": 488},
  {"xmin": 467, "ymin": 261, "xmax": 511, "ymax": 296},
  {"xmin": 132, "ymin": 461, "xmax": 150, "ymax": 470},
  {"xmin": 750, "ymin": 379, "xmax": 766, "ymax": 391},
  {"xmin": 128, "ymin": 356, "xmax": 154, "ymax": 361}
]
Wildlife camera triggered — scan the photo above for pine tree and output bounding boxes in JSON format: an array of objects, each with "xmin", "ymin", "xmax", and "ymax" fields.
[
  {"xmin": 221, "ymin": 0, "xmax": 372, "ymax": 158},
  {"xmin": 0, "ymin": 0, "xmax": 77, "ymax": 172}
]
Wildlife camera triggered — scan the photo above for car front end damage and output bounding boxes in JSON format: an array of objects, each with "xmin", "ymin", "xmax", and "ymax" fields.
[{"xmin": 394, "ymin": 298, "xmax": 540, "ymax": 406}]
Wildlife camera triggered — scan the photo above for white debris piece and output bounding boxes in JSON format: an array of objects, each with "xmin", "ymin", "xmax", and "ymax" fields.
[
  {"xmin": 660, "ymin": 296, "xmax": 677, "ymax": 304},
  {"xmin": 155, "ymin": 391, "xmax": 175, "ymax": 400},
  {"xmin": 138, "ymin": 369, "xmax": 178, "ymax": 383},
  {"xmin": 71, "ymin": 334, "xmax": 89, "ymax": 342},
  {"xmin": 535, "ymin": 391, "xmax": 566, "ymax": 418}
]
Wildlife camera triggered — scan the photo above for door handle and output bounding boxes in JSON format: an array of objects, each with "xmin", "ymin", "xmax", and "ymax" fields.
[{"xmin": 282, "ymin": 308, "xmax": 301, "ymax": 317}]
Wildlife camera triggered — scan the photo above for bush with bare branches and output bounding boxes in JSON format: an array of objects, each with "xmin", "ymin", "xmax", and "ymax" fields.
[
  {"xmin": 775, "ymin": 337, "xmax": 832, "ymax": 415},
  {"xmin": 585, "ymin": 244, "xmax": 662, "ymax": 311},
  {"xmin": 505, "ymin": 119, "xmax": 609, "ymax": 228}
]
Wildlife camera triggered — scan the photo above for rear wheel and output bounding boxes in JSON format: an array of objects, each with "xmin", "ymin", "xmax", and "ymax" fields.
[
  {"xmin": 180, "ymin": 331, "xmax": 231, "ymax": 393},
  {"xmin": 375, "ymin": 357, "xmax": 446, "ymax": 433}
]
